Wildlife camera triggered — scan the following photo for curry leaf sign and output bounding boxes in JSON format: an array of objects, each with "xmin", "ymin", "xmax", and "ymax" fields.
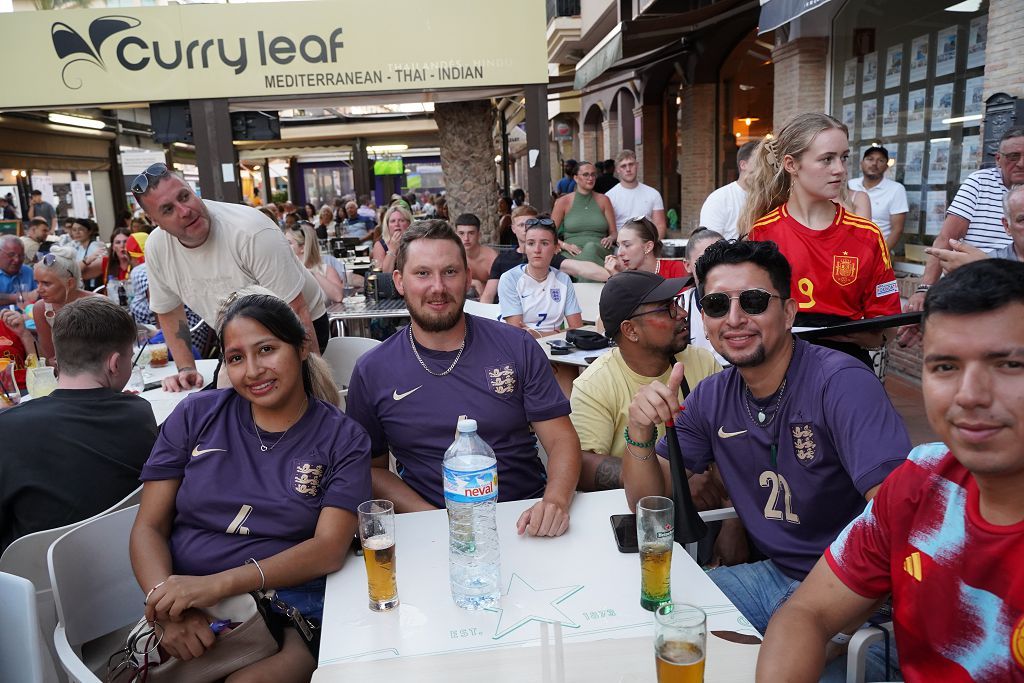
[{"xmin": 115, "ymin": 28, "xmax": 345, "ymax": 75}]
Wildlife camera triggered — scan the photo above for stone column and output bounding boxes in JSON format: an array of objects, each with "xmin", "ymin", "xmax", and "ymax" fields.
[
  {"xmin": 982, "ymin": 0, "xmax": 1024, "ymax": 99},
  {"xmin": 435, "ymin": 100, "xmax": 501, "ymax": 240},
  {"xmin": 679, "ymin": 83, "xmax": 716, "ymax": 232},
  {"xmin": 188, "ymin": 98, "xmax": 240, "ymax": 204},
  {"xmin": 601, "ymin": 119, "xmax": 619, "ymax": 161},
  {"xmin": 635, "ymin": 103, "xmax": 660, "ymax": 188},
  {"xmin": 580, "ymin": 129, "xmax": 599, "ymax": 165},
  {"xmin": 770, "ymin": 37, "xmax": 829, "ymax": 131}
]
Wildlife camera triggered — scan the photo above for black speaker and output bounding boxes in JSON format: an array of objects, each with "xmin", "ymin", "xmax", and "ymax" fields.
[
  {"xmin": 149, "ymin": 101, "xmax": 192, "ymax": 144},
  {"xmin": 230, "ymin": 111, "xmax": 281, "ymax": 141}
]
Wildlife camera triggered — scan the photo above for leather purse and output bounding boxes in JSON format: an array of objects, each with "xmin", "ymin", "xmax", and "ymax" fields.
[{"xmin": 107, "ymin": 593, "xmax": 279, "ymax": 683}]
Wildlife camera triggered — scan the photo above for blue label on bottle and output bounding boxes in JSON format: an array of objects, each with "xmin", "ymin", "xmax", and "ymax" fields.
[{"xmin": 443, "ymin": 465, "xmax": 498, "ymax": 503}]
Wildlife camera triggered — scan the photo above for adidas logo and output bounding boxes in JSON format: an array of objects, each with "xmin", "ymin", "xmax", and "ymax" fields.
[{"xmin": 903, "ymin": 551, "xmax": 922, "ymax": 582}]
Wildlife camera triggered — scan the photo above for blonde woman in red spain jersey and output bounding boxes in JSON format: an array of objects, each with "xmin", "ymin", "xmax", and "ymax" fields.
[{"xmin": 739, "ymin": 113, "xmax": 901, "ymax": 367}]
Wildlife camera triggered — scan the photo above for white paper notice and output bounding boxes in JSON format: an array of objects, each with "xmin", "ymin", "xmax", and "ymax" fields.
[{"xmin": 221, "ymin": 163, "xmax": 236, "ymax": 183}]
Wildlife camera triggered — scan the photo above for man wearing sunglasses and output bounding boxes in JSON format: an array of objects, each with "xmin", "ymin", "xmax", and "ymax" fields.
[
  {"xmin": 624, "ymin": 240, "xmax": 910, "ymax": 679},
  {"xmin": 131, "ymin": 164, "xmax": 327, "ymax": 391}
]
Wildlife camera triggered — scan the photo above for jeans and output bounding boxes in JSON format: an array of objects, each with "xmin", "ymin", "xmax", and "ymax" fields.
[
  {"xmin": 710, "ymin": 560, "xmax": 900, "ymax": 682},
  {"xmin": 274, "ymin": 576, "xmax": 326, "ymax": 622}
]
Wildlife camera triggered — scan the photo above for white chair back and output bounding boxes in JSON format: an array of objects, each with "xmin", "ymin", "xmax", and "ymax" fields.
[
  {"xmin": 322, "ymin": 336, "xmax": 382, "ymax": 391},
  {"xmin": 573, "ymin": 282, "xmax": 604, "ymax": 325},
  {"xmin": 463, "ymin": 299, "xmax": 502, "ymax": 321},
  {"xmin": 0, "ymin": 485, "xmax": 142, "ymax": 683},
  {"xmin": 0, "ymin": 571, "xmax": 47, "ymax": 683},
  {"xmin": 48, "ymin": 505, "xmax": 144, "ymax": 683}
]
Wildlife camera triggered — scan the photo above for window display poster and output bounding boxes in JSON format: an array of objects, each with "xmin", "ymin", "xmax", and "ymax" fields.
[
  {"xmin": 908, "ymin": 89, "xmax": 927, "ymax": 135},
  {"xmin": 843, "ymin": 57, "xmax": 858, "ymax": 98},
  {"xmin": 906, "ymin": 191, "xmax": 922, "ymax": 235},
  {"xmin": 964, "ymin": 76, "xmax": 985, "ymax": 118},
  {"xmin": 862, "ymin": 51, "xmax": 877, "ymax": 94},
  {"xmin": 926, "ymin": 190, "xmax": 948, "ymax": 235},
  {"xmin": 904, "ymin": 141, "xmax": 925, "ymax": 185},
  {"xmin": 885, "ymin": 44, "xmax": 903, "ymax": 90},
  {"xmin": 842, "ymin": 103, "xmax": 857, "ymax": 131},
  {"xmin": 968, "ymin": 15, "xmax": 987, "ymax": 69},
  {"xmin": 961, "ymin": 134, "xmax": 981, "ymax": 182},
  {"xmin": 882, "ymin": 94, "xmax": 901, "ymax": 137},
  {"xmin": 862, "ymin": 99, "xmax": 878, "ymax": 140},
  {"xmin": 928, "ymin": 138, "xmax": 950, "ymax": 185},
  {"xmin": 931, "ymin": 83, "xmax": 954, "ymax": 131},
  {"xmin": 935, "ymin": 26, "xmax": 958, "ymax": 77},
  {"xmin": 910, "ymin": 34, "xmax": 929, "ymax": 83}
]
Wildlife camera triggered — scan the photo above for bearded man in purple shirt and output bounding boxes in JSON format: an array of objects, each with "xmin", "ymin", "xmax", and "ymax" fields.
[
  {"xmin": 623, "ymin": 240, "xmax": 909, "ymax": 678},
  {"xmin": 346, "ymin": 220, "xmax": 582, "ymax": 537}
]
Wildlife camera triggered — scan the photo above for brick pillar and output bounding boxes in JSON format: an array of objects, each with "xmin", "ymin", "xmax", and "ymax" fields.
[
  {"xmin": 983, "ymin": 0, "xmax": 1024, "ymax": 99},
  {"xmin": 771, "ymin": 36, "xmax": 829, "ymax": 131},
  {"xmin": 679, "ymin": 83, "xmax": 716, "ymax": 232},
  {"xmin": 581, "ymin": 129, "xmax": 599, "ymax": 165},
  {"xmin": 602, "ymin": 119, "xmax": 619, "ymax": 162},
  {"xmin": 634, "ymin": 104, "xmax": 659, "ymax": 186}
]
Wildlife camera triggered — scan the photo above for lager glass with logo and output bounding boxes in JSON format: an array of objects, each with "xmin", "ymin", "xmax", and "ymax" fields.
[
  {"xmin": 654, "ymin": 603, "xmax": 706, "ymax": 683},
  {"xmin": 637, "ymin": 495, "xmax": 674, "ymax": 611},
  {"xmin": 357, "ymin": 499, "xmax": 399, "ymax": 611}
]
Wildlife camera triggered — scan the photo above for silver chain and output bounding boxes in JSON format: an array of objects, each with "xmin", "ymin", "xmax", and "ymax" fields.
[
  {"xmin": 251, "ymin": 398, "xmax": 307, "ymax": 452},
  {"xmin": 743, "ymin": 378, "xmax": 787, "ymax": 428},
  {"xmin": 408, "ymin": 324, "xmax": 465, "ymax": 377}
]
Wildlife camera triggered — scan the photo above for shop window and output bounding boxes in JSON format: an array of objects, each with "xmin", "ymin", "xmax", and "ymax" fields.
[
  {"xmin": 831, "ymin": 0, "xmax": 988, "ymax": 249},
  {"xmin": 719, "ymin": 30, "xmax": 774, "ymax": 185}
]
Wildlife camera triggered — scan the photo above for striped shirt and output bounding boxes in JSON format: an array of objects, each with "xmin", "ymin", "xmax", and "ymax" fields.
[{"xmin": 946, "ymin": 167, "xmax": 1012, "ymax": 252}]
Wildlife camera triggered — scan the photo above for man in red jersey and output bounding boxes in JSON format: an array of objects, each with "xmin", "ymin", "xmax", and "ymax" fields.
[{"xmin": 757, "ymin": 259, "xmax": 1024, "ymax": 683}]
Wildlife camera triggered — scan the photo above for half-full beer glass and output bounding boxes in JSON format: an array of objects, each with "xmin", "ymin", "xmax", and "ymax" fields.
[
  {"xmin": 357, "ymin": 499, "xmax": 399, "ymax": 611},
  {"xmin": 637, "ymin": 495, "xmax": 674, "ymax": 611},
  {"xmin": 654, "ymin": 603, "xmax": 706, "ymax": 683}
]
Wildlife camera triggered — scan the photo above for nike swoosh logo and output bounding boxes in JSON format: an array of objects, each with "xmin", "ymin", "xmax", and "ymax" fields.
[
  {"xmin": 718, "ymin": 427, "xmax": 747, "ymax": 439},
  {"xmin": 192, "ymin": 446, "xmax": 227, "ymax": 458},
  {"xmin": 392, "ymin": 385, "xmax": 423, "ymax": 401}
]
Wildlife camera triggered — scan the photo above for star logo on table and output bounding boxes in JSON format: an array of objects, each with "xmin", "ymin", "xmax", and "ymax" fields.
[{"xmin": 485, "ymin": 573, "xmax": 583, "ymax": 639}]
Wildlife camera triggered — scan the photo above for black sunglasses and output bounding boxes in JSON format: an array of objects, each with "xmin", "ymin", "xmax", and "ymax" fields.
[
  {"xmin": 524, "ymin": 217, "xmax": 556, "ymax": 228},
  {"xmin": 699, "ymin": 288, "xmax": 781, "ymax": 318},
  {"xmin": 130, "ymin": 163, "xmax": 171, "ymax": 195},
  {"xmin": 41, "ymin": 252, "xmax": 74, "ymax": 277}
]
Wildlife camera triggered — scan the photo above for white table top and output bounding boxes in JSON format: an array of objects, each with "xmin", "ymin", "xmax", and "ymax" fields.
[
  {"xmin": 540, "ymin": 327, "xmax": 614, "ymax": 368},
  {"xmin": 314, "ymin": 490, "xmax": 759, "ymax": 681},
  {"xmin": 138, "ymin": 358, "xmax": 218, "ymax": 425}
]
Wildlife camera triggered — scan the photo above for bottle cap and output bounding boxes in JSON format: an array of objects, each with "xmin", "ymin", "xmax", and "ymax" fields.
[{"xmin": 457, "ymin": 418, "xmax": 477, "ymax": 433}]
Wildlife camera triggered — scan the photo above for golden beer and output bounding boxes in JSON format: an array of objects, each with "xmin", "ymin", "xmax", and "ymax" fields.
[
  {"xmin": 640, "ymin": 542, "xmax": 672, "ymax": 611},
  {"xmin": 656, "ymin": 640, "xmax": 705, "ymax": 683},
  {"xmin": 362, "ymin": 535, "xmax": 399, "ymax": 611}
]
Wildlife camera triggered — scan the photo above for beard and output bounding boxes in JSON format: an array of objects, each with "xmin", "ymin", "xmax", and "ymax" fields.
[
  {"xmin": 718, "ymin": 342, "xmax": 767, "ymax": 368},
  {"xmin": 407, "ymin": 293, "xmax": 464, "ymax": 333}
]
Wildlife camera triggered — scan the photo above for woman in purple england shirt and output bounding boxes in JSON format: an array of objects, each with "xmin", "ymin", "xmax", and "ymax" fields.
[{"xmin": 130, "ymin": 293, "xmax": 371, "ymax": 681}]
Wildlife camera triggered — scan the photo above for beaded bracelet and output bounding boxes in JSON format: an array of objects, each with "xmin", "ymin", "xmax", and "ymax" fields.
[{"xmin": 624, "ymin": 426, "xmax": 656, "ymax": 449}]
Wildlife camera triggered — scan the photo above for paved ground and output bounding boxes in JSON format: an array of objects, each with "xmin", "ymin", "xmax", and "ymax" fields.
[{"xmin": 885, "ymin": 375, "xmax": 939, "ymax": 447}]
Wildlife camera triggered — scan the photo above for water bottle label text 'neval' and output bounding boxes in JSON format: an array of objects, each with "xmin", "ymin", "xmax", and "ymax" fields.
[{"xmin": 443, "ymin": 466, "xmax": 498, "ymax": 503}]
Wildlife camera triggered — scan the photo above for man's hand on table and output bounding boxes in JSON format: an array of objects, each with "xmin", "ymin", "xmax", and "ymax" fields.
[
  {"xmin": 516, "ymin": 496, "xmax": 571, "ymax": 537},
  {"xmin": 161, "ymin": 366, "xmax": 204, "ymax": 392}
]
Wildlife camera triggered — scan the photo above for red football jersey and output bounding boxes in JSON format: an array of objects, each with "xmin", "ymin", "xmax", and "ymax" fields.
[
  {"xmin": 655, "ymin": 259, "xmax": 687, "ymax": 279},
  {"xmin": 827, "ymin": 444, "xmax": 1024, "ymax": 682},
  {"xmin": 747, "ymin": 203, "xmax": 900, "ymax": 320}
]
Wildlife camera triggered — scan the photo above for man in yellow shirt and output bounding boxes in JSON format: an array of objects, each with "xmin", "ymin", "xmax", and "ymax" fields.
[{"xmin": 572, "ymin": 271, "xmax": 720, "ymax": 490}]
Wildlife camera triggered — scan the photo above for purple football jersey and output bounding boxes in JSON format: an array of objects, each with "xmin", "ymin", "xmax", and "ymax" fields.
[
  {"xmin": 656, "ymin": 338, "xmax": 909, "ymax": 578},
  {"xmin": 142, "ymin": 390, "xmax": 371, "ymax": 577},
  {"xmin": 346, "ymin": 314, "xmax": 570, "ymax": 508}
]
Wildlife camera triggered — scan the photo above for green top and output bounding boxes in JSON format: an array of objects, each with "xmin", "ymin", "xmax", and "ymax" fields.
[{"xmin": 560, "ymin": 190, "xmax": 609, "ymax": 241}]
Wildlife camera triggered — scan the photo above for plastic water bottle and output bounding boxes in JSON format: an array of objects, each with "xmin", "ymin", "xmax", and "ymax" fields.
[{"xmin": 443, "ymin": 419, "xmax": 501, "ymax": 610}]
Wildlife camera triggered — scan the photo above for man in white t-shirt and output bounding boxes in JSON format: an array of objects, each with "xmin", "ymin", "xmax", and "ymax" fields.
[
  {"xmin": 132, "ymin": 164, "xmax": 327, "ymax": 392},
  {"xmin": 605, "ymin": 150, "xmax": 667, "ymax": 238},
  {"xmin": 848, "ymin": 145, "xmax": 908, "ymax": 250},
  {"xmin": 698, "ymin": 141, "xmax": 757, "ymax": 241}
]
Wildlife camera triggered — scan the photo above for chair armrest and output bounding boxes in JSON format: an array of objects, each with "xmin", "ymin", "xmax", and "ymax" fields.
[
  {"xmin": 53, "ymin": 624, "xmax": 102, "ymax": 683},
  {"xmin": 846, "ymin": 621, "xmax": 895, "ymax": 683},
  {"xmin": 685, "ymin": 507, "xmax": 739, "ymax": 560}
]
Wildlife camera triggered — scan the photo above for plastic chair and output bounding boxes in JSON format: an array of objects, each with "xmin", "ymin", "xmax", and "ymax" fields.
[
  {"xmin": 573, "ymin": 282, "xmax": 604, "ymax": 325},
  {"xmin": 0, "ymin": 571, "xmax": 47, "ymax": 683},
  {"xmin": 0, "ymin": 485, "xmax": 142, "ymax": 683},
  {"xmin": 463, "ymin": 299, "xmax": 502, "ymax": 321},
  {"xmin": 322, "ymin": 336, "xmax": 382, "ymax": 398},
  {"xmin": 49, "ymin": 505, "xmax": 144, "ymax": 683}
]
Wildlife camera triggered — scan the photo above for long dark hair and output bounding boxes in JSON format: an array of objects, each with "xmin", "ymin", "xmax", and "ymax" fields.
[
  {"xmin": 218, "ymin": 293, "xmax": 340, "ymax": 406},
  {"xmin": 107, "ymin": 226, "xmax": 132, "ymax": 281}
]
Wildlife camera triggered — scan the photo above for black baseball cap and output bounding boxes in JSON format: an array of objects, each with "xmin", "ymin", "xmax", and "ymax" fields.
[
  {"xmin": 863, "ymin": 144, "xmax": 889, "ymax": 160},
  {"xmin": 600, "ymin": 270, "xmax": 688, "ymax": 340}
]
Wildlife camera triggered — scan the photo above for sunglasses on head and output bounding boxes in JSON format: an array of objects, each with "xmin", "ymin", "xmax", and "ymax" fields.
[
  {"xmin": 699, "ymin": 288, "xmax": 781, "ymax": 318},
  {"xmin": 524, "ymin": 217, "xmax": 556, "ymax": 228},
  {"xmin": 130, "ymin": 163, "xmax": 171, "ymax": 195},
  {"xmin": 41, "ymin": 252, "xmax": 74, "ymax": 277}
]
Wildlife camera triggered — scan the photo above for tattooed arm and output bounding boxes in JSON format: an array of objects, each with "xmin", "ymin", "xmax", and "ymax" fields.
[
  {"xmin": 578, "ymin": 451, "xmax": 623, "ymax": 491},
  {"xmin": 156, "ymin": 306, "xmax": 203, "ymax": 392}
]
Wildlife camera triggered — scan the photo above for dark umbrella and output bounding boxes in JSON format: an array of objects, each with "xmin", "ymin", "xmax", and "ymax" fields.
[{"xmin": 666, "ymin": 360, "xmax": 707, "ymax": 546}]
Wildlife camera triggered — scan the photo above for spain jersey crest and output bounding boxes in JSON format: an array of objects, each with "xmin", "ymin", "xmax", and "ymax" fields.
[{"xmin": 832, "ymin": 254, "xmax": 859, "ymax": 287}]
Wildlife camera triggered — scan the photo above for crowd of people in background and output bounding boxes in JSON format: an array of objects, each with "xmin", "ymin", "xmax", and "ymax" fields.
[{"xmin": 1, "ymin": 112, "xmax": 1022, "ymax": 683}]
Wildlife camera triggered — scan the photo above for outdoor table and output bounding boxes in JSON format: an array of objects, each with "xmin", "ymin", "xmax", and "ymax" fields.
[
  {"xmin": 327, "ymin": 298, "xmax": 409, "ymax": 337},
  {"xmin": 313, "ymin": 489, "xmax": 760, "ymax": 682},
  {"xmin": 540, "ymin": 325, "xmax": 614, "ymax": 368},
  {"xmin": 138, "ymin": 358, "xmax": 218, "ymax": 425}
]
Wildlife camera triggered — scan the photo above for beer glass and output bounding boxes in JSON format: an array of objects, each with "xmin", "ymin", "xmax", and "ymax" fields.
[
  {"xmin": 637, "ymin": 495, "xmax": 674, "ymax": 611},
  {"xmin": 357, "ymin": 499, "xmax": 399, "ymax": 611},
  {"xmin": 654, "ymin": 603, "xmax": 706, "ymax": 683}
]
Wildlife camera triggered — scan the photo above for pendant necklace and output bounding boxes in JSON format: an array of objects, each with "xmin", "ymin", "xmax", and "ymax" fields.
[
  {"xmin": 252, "ymin": 397, "xmax": 308, "ymax": 452},
  {"xmin": 742, "ymin": 339, "xmax": 796, "ymax": 469}
]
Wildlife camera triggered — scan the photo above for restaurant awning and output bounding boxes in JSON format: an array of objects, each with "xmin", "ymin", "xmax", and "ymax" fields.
[
  {"xmin": 573, "ymin": 0, "xmax": 758, "ymax": 91},
  {"xmin": 757, "ymin": 0, "xmax": 837, "ymax": 35}
]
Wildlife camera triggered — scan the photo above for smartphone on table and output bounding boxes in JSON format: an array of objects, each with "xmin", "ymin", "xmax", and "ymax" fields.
[{"xmin": 610, "ymin": 514, "xmax": 638, "ymax": 553}]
